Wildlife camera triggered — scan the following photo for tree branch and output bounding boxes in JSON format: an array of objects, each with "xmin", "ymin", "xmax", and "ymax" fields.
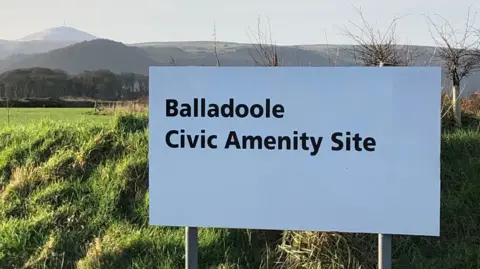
[{"xmin": 337, "ymin": 6, "xmax": 417, "ymax": 66}]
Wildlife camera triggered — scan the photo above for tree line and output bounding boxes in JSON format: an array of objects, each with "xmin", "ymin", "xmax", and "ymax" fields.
[{"xmin": 0, "ymin": 67, "xmax": 148, "ymax": 101}]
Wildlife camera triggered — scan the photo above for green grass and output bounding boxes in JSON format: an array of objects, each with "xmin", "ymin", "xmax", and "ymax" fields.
[
  {"xmin": 0, "ymin": 113, "xmax": 479, "ymax": 269},
  {"xmin": 0, "ymin": 114, "xmax": 275, "ymax": 269},
  {"xmin": 0, "ymin": 108, "xmax": 113, "ymax": 126}
]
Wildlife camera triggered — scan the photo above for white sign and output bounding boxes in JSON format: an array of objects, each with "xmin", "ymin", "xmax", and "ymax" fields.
[{"xmin": 148, "ymin": 66, "xmax": 441, "ymax": 237}]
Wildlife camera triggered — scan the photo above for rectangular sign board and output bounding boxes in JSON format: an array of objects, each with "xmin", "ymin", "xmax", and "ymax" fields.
[{"xmin": 148, "ymin": 66, "xmax": 441, "ymax": 237}]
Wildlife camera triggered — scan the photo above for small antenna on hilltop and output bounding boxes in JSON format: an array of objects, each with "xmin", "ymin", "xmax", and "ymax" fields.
[{"xmin": 63, "ymin": 20, "xmax": 66, "ymax": 27}]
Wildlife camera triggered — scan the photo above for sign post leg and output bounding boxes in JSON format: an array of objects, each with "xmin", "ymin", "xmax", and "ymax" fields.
[
  {"xmin": 185, "ymin": 226, "xmax": 198, "ymax": 269},
  {"xmin": 378, "ymin": 233, "xmax": 392, "ymax": 269}
]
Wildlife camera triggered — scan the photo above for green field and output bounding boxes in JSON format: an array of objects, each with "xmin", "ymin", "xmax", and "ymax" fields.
[
  {"xmin": 0, "ymin": 109, "xmax": 479, "ymax": 268},
  {"xmin": 0, "ymin": 108, "xmax": 113, "ymax": 126}
]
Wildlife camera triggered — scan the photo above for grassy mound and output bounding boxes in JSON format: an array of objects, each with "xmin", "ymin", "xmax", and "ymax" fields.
[
  {"xmin": 0, "ymin": 114, "xmax": 274, "ymax": 269},
  {"xmin": 1, "ymin": 113, "xmax": 479, "ymax": 269}
]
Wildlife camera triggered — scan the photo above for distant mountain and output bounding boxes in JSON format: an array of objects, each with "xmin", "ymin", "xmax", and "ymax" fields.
[
  {"xmin": 0, "ymin": 40, "xmax": 79, "ymax": 59},
  {"xmin": 16, "ymin": 26, "xmax": 99, "ymax": 42},
  {"xmin": 0, "ymin": 27, "xmax": 479, "ymax": 95},
  {"xmin": 139, "ymin": 42, "xmax": 348, "ymax": 66},
  {"xmin": 1, "ymin": 39, "xmax": 162, "ymax": 74},
  {"xmin": 0, "ymin": 27, "xmax": 99, "ymax": 59}
]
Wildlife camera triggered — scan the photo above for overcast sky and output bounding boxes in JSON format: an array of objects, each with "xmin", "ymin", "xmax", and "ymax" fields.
[{"xmin": 1, "ymin": 0, "xmax": 479, "ymax": 46}]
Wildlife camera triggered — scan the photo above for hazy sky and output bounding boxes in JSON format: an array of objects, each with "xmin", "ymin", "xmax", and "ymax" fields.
[{"xmin": 1, "ymin": 0, "xmax": 479, "ymax": 46}]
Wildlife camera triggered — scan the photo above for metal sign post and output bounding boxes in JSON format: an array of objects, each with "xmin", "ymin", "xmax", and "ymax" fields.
[
  {"xmin": 185, "ymin": 226, "xmax": 198, "ymax": 269},
  {"xmin": 377, "ymin": 63, "xmax": 392, "ymax": 269},
  {"xmin": 378, "ymin": 233, "xmax": 392, "ymax": 269}
]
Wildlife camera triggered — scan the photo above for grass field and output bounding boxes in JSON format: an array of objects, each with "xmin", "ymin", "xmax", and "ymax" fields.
[
  {"xmin": 0, "ymin": 108, "xmax": 113, "ymax": 126},
  {"xmin": 0, "ymin": 109, "xmax": 479, "ymax": 268}
]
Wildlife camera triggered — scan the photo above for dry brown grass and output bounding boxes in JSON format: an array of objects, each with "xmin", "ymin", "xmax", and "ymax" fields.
[
  {"xmin": 1, "ymin": 166, "xmax": 38, "ymax": 200},
  {"xmin": 441, "ymin": 92, "xmax": 480, "ymax": 115},
  {"xmin": 441, "ymin": 92, "xmax": 480, "ymax": 130},
  {"xmin": 93, "ymin": 101, "xmax": 148, "ymax": 115},
  {"xmin": 274, "ymin": 232, "xmax": 377, "ymax": 269},
  {"xmin": 22, "ymin": 232, "xmax": 59, "ymax": 269},
  {"xmin": 442, "ymin": 93, "xmax": 480, "ymax": 114},
  {"xmin": 460, "ymin": 94, "xmax": 480, "ymax": 114}
]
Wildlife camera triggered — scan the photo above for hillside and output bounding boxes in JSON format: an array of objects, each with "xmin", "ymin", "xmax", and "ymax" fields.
[
  {"xmin": 0, "ymin": 37, "xmax": 479, "ymax": 94},
  {"xmin": 0, "ymin": 114, "xmax": 479, "ymax": 268},
  {"xmin": 140, "ymin": 42, "xmax": 345, "ymax": 66},
  {"xmin": 0, "ymin": 27, "xmax": 100, "ymax": 59},
  {"xmin": 1, "ymin": 39, "xmax": 162, "ymax": 75},
  {"xmin": 16, "ymin": 26, "xmax": 99, "ymax": 42},
  {"xmin": 0, "ymin": 40, "xmax": 79, "ymax": 59}
]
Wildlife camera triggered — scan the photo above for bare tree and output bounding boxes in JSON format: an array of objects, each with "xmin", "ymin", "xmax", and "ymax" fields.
[
  {"xmin": 213, "ymin": 21, "xmax": 221, "ymax": 66},
  {"xmin": 425, "ymin": 4, "xmax": 480, "ymax": 127},
  {"xmin": 324, "ymin": 29, "xmax": 341, "ymax": 66},
  {"xmin": 246, "ymin": 15, "xmax": 279, "ymax": 66},
  {"xmin": 338, "ymin": 7, "xmax": 418, "ymax": 67}
]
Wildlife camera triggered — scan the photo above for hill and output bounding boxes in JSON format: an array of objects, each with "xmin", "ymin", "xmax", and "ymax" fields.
[
  {"xmin": 16, "ymin": 26, "xmax": 99, "ymax": 42},
  {"xmin": 0, "ymin": 40, "xmax": 79, "ymax": 60},
  {"xmin": 1, "ymin": 39, "xmax": 162, "ymax": 75},
  {"xmin": 0, "ymin": 35, "xmax": 479, "ymax": 95},
  {"xmin": 138, "ymin": 42, "xmax": 348, "ymax": 66},
  {"xmin": 0, "ymin": 27, "xmax": 100, "ymax": 60}
]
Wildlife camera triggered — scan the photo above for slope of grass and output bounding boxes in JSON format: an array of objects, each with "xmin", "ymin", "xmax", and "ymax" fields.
[
  {"xmin": 0, "ymin": 113, "xmax": 479, "ymax": 269},
  {"xmin": 0, "ymin": 113, "xmax": 275, "ymax": 269}
]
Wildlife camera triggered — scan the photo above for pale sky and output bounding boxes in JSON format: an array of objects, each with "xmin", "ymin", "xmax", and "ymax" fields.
[{"xmin": 1, "ymin": 0, "xmax": 479, "ymax": 46}]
